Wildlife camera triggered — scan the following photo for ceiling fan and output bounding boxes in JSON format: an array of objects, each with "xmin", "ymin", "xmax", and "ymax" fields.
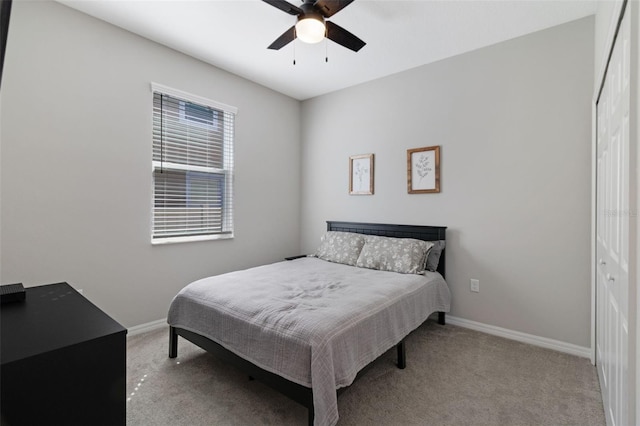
[{"xmin": 262, "ymin": 0, "xmax": 366, "ymax": 52}]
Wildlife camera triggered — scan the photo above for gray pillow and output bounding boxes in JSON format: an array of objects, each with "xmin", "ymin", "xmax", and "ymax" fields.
[
  {"xmin": 426, "ymin": 240, "xmax": 445, "ymax": 272},
  {"xmin": 315, "ymin": 231, "xmax": 365, "ymax": 266},
  {"xmin": 356, "ymin": 235, "xmax": 434, "ymax": 274}
]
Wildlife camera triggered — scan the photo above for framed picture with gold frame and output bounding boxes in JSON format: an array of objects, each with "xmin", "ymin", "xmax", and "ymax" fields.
[
  {"xmin": 349, "ymin": 153, "xmax": 374, "ymax": 195},
  {"xmin": 407, "ymin": 146, "xmax": 440, "ymax": 194}
]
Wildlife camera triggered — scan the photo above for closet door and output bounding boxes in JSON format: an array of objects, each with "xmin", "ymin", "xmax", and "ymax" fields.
[{"xmin": 596, "ymin": 7, "xmax": 630, "ymax": 426}]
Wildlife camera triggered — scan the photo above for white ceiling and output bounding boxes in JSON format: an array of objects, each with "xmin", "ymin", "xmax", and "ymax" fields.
[{"xmin": 57, "ymin": 0, "xmax": 597, "ymax": 100}]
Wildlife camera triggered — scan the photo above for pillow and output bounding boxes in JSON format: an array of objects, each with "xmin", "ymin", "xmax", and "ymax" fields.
[
  {"xmin": 315, "ymin": 231, "xmax": 365, "ymax": 266},
  {"xmin": 356, "ymin": 235, "xmax": 434, "ymax": 274},
  {"xmin": 426, "ymin": 240, "xmax": 445, "ymax": 272}
]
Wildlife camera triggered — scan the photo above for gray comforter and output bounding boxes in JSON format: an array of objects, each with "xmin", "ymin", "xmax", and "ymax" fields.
[{"xmin": 167, "ymin": 257, "xmax": 451, "ymax": 426}]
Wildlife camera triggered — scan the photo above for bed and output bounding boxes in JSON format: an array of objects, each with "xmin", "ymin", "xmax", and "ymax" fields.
[{"xmin": 167, "ymin": 221, "xmax": 450, "ymax": 426}]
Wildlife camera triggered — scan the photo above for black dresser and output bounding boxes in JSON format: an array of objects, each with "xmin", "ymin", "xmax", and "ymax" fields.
[{"xmin": 1, "ymin": 282, "xmax": 127, "ymax": 425}]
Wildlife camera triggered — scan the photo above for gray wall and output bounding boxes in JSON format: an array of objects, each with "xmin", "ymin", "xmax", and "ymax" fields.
[
  {"xmin": 0, "ymin": 1, "xmax": 301, "ymax": 327},
  {"xmin": 300, "ymin": 17, "xmax": 594, "ymax": 347},
  {"xmin": 1, "ymin": 1, "xmax": 595, "ymax": 349}
]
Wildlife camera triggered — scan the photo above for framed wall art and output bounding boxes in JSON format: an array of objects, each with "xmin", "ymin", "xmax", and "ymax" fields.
[
  {"xmin": 407, "ymin": 146, "xmax": 440, "ymax": 194},
  {"xmin": 349, "ymin": 153, "xmax": 374, "ymax": 195}
]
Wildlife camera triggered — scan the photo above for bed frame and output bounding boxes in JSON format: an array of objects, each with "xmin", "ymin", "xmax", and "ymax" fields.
[{"xmin": 169, "ymin": 221, "xmax": 447, "ymax": 425}]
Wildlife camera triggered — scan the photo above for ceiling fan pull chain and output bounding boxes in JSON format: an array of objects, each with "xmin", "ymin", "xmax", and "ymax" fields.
[
  {"xmin": 293, "ymin": 29, "xmax": 297, "ymax": 65},
  {"xmin": 325, "ymin": 35, "xmax": 328, "ymax": 63}
]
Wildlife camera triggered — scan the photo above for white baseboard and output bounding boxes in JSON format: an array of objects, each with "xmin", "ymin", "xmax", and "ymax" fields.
[
  {"xmin": 127, "ymin": 318, "xmax": 167, "ymax": 337},
  {"xmin": 446, "ymin": 315, "xmax": 592, "ymax": 359}
]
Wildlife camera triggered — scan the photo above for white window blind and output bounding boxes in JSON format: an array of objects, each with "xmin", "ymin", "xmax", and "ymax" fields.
[{"xmin": 151, "ymin": 83, "xmax": 236, "ymax": 243}]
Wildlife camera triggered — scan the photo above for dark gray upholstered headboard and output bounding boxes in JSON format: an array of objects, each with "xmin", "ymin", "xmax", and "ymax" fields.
[{"xmin": 326, "ymin": 221, "xmax": 447, "ymax": 278}]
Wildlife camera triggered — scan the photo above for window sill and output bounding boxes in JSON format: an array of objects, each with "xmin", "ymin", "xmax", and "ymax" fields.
[{"xmin": 151, "ymin": 233, "xmax": 234, "ymax": 245}]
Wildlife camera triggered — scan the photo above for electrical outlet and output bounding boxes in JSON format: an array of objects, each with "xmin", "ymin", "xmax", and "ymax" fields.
[{"xmin": 470, "ymin": 279, "xmax": 480, "ymax": 293}]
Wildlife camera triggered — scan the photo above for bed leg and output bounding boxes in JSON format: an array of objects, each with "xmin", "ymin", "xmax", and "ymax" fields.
[
  {"xmin": 438, "ymin": 312, "xmax": 446, "ymax": 325},
  {"xmin": 396, "ymin": 340, "xmax": 406, "ymax": 369},
  {"xmin": 307, "ymin": 405, "xmax": 314, "ymax": 426},
  {"xmin": 169, "ymin": 326, "xmax": 178, "ymax": 358}
]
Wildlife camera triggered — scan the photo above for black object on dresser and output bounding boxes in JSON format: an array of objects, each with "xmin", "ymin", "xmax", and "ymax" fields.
[
  {"xmin": 1, "ymin": 282, "xmax": 127, "ymax": 426},
  {"xmin": 0, "ymin": 283, "xmax": 25, "ymax": 304}
]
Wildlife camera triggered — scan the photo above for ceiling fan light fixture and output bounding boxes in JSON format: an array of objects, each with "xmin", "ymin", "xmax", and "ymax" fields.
[
  {"xmin": 295, "ymin": 16, "xmax": 325, "ymax": 44},
  {"xmin": 263, "ymin": 0, "xmax": 365, "ymax": 52}
]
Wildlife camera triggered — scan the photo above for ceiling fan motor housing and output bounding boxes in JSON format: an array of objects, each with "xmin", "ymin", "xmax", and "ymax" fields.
[{"xmin": 298, "ymin": 3, "xmax": 324, "ymax": 26}]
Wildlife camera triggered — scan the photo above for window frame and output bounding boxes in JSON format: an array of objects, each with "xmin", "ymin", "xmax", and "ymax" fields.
[{"xmin": 150, "ymin": 83, "xmax": 237, "ymax": 245}]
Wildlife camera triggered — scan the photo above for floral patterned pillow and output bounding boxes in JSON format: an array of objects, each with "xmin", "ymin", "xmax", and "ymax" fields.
[
  {"xmin": 315, "ymin": 231, "xmax": 366, "ymax": 266},
  {"xmin": 356, "ymin": 235, "xmax": 434, "ymax": 274}
]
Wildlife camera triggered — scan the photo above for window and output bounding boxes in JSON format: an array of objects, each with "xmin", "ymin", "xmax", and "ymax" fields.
[{"xmin": 151, "ymin": 83, "xmax": 236, "ymax": 243}]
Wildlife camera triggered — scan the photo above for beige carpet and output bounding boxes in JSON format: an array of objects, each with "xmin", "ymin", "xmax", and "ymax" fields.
[{"xmin": 126, "ymin": 321, "xmax": 604, "ymax": 425}]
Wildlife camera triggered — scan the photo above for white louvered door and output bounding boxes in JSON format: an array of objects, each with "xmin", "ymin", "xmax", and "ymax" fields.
[{"xmin": 596, "ymin": 7, "xmax": 630, "ymax": 426}]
